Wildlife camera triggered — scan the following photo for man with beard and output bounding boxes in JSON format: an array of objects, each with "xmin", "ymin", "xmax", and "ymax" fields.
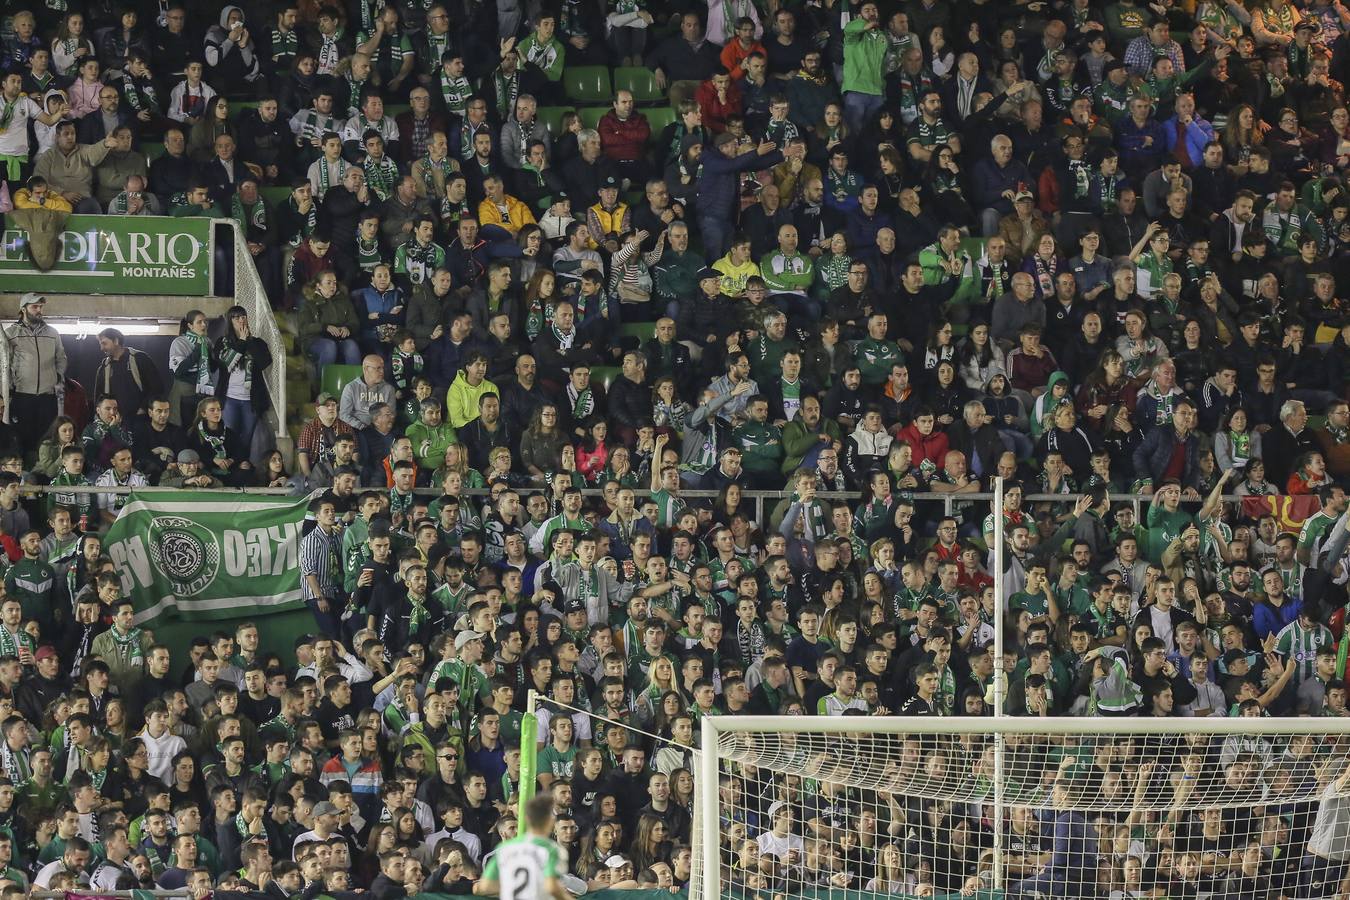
[
  {"xmin": 3, "ymin": 293, "xmax": 65, "ymax": 455},
  {"xmin": 131, "ymin": 398, "xmax": 188, "ymax": 485}
]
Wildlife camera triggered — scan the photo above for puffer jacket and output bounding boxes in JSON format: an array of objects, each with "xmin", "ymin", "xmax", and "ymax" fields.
[
  {"xmin": 4, "ymin": 317, "xmax": 66, "ymax": 395},
  {"xmin": 895, "ymin": 422, "xmax": 950, "ymax": 473}
]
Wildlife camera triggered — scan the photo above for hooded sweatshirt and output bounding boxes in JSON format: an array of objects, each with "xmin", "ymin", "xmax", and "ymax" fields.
[
  {"xmin": 1030, "ymin": 371, "xmax": 1073, "ymax": 438},
  {"xmin": 1089, "ymin": 646, "xmax": 1143, "ymax": 714},
  {"xmin": 204, "ymin": 7, "xmax": 261, "ymax": 83}
]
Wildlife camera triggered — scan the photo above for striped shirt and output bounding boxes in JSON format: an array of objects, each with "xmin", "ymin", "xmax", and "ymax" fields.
[
  {"xmin": 1275, "ymin": 619, "xmax": 1333, "ymax": 684},
  {"xmin": 300, "ymin": 525, "xmax": 344, "ymax": 601}
]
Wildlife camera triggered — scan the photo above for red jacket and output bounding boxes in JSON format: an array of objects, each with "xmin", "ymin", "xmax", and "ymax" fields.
[
  {"xmin": 695, "ymin": 80, "xmax": 743, "ymax": 134},
  {"xmin": 598, "ymin": 111, "xmax": 652, "ymax": 163},
  {"xmin": 896, "ymin": 423, "xmax": 950, "ymax": 472},
  {"xmin": 720, "ymin": 39, "xmax": 765, "ymax": 79}
]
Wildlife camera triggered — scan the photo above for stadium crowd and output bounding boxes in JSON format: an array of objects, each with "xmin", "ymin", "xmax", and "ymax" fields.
[{"xmin": 0, "ymin": 0, "xmax": 1350, "ymax": 895}]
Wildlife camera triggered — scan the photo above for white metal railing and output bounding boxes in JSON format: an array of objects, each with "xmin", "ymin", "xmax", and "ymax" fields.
[{"xmin": 224, "ymin": 219, "xmax": 287, "ymax": 439}]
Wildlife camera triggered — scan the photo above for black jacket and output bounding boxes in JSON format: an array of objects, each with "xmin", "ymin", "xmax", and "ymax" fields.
[
  {"xmin": 607, "ymin": 374, "xmax": 650, "ymax": 428},
  {"xmin": 236, "ymin": 110, "xmax": 293, "ymax": 172},
  {"xmin": 213, "ymin": 334, "xmax": 274, "ymax": 414}
]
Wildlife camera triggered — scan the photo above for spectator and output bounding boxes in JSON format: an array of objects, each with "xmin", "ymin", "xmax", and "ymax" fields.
[
  {"xmin": 4, "ymin": 293, "xmax": 65, "ymax": 456},
  {"xmin": 93, "ymin": 328, "xmax": 162, "ymax": 420},
  {"xmin": 340, "ymin": 356, "xmax": 397, "ymax": 431}
]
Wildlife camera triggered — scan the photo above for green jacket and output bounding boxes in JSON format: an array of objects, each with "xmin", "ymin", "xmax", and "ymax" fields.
[
  {"xmin": 296, "ymin": 286, "xmax": 359, "ymax": 342},
  {"xmin": 749, "ymin": 335, "xmax": 800, "ymax": 385},
  {"xmin": 760, "ymin": 251, "xmax": 815, "ymax": 294},
  {"xmin": 4, "ymin": 558, "xmax": 54, "ymax": 625},
  {"xmin": 734, "ymin": 420, "xmax": 785, "ymax": 475},
  {"xmin": 781, "ymin": 416, "xmax": 843, "ymax": 474},
  {"xmin": 854, "ymin": 337, "xmax": 903, "ymax": 385},
  {"xmin": 653, "ymin": 248, "xmax": 702, "ymax": 302},
  {"xmin": 842, "ymin": 19, "xmax": 887, "ymax": 96},
  {"xmin": 406, "ymin": 421, "xmax": 458, "ymax": 470}
]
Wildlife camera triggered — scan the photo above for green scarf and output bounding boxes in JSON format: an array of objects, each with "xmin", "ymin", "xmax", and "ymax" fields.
[
  {"xmin": 270, "ymin": 27, "xmax": 298, "ymax": 63},
  {"xmin": 492, "ymin": 69, "xmax": 519, "ymax": 121},
  {"xmin": 230, "ymin": 195, "xmax": 267, "ymax": 234},
  {"xmin": 107, "ymin": 623, "xmax": 144, "ymax": 665},
  {"xmin": 419, "ymin": 152, "xmax": 453, "ymax": 197},
  {"xmin": 408, "ymin": 591, "xmax": 428, "ymax": 632},
  {"xmin": 197, "ymin": 421, "xmax": 228, "ymax": 462},
  {"xmin": 0, "ymin": 97, "xmax": 17, "ymax": 131},
  {"xmin": 363, "ymin": 155, "xmax": 398, "ymax": 201},
  {"xmin": 0, "ymin": 628, "xmax": 27, "ymax": 659},
  {"xmin": 185, "ymin": 332, "xmax": 211, "ymax": 390},
  {"xmin": 1069, "ymin": 158, "xmax": 1091, "ymax": 199}
]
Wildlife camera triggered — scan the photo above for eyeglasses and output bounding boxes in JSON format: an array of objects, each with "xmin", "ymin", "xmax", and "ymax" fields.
[{"xmin": 438, "ymin": 754, "xmax": 458, "ymax": 760}]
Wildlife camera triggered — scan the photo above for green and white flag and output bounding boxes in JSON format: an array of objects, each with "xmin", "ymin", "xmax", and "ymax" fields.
[{"xmin": 105, "ymin": 490, "xmax": 312, "ymax": 625}]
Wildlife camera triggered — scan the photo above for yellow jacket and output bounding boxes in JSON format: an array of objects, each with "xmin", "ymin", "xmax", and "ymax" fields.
[
  {"xmin": 713, "ymin": 254, "xmax": 759, "ymax": 297},
  {"xmin": 13, "ymin": 189, "xmax": 73, "ymax": 212},
  {"xmin": 477, "ymin": 195, "xmax": 536, "ymax": 235},
  {"xmin": 446, "ymin": 372, "xmax": 499, "ymax": 429}
]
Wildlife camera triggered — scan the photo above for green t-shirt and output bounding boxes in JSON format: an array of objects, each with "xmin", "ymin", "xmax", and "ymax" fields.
[
  {"xmin": 537, "ymin": 743, "xmax": 578, "ymax": 779},
  {"xmin": 1010, "ymin": 590, "xmax": 1049, "ymax": 618},
  {"xmin": 1145, "ymin": 503, "xmax": 1193, "ymax": 564},
  {"xmin": 484, "ymin": 834, "xmax": 567, "ymax": 900}
]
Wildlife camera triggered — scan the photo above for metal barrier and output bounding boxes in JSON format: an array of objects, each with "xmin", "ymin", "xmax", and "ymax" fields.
[
  {"xmin": 16, "ymin": 483, "xmax": 1245, "ymax": 535},
  {"xmin": 31, "ymin": 893, "xmax": 188, "ymax": 899}
]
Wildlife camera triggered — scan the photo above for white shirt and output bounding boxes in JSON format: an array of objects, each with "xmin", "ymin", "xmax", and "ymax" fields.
[
  {"xmin": 756, "ymin": 830, "xmax": 804, "ymax": 861},
  {"xmin": 340, "ymin": 114, "xmax": 399, "ymax": 147},
  {"xmin": 137, "ymin": 726, "xmax": 187, "ymax": 784},
  {"xmin": 534, "ymin": 707, "xmax": 593, "ymax": 744},
  {"xmin": 0, "ymin": 96, "xmax": 42, "ymax": 157},
  {"xmin": 35, "ymin": 859, "xmax": 88, "ymax": 889}
]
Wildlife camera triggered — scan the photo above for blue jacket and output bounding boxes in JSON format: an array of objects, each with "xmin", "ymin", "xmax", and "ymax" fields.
[
  {"xmin": 1162, "ymin": 114, "xmax": 1218, "ymax": 167},
  {"xmin": 697, "ymin": 143, "xmax": 784, "ymax": 221},
  {"xmin": 354, "ymin": 285, "xmax": 407, "ymax": 343},
  {"xmin": 971, "ymin": 156, "xmax": 1033, "ymax": 213},
  {"xmin": 1131, "ymin": 424, "xmax": 1201, "ymax": 489},
  {"xmin": 1115, "ymin": 115, "xmax": 1167, "ymax": 172},
  {"xmin": 1011, "ymin": 811, "xmax": 1096, "ymax": 898},
  {"xmin": 845, "ymin": 206, "xmax": 894, "ymax": 252}
]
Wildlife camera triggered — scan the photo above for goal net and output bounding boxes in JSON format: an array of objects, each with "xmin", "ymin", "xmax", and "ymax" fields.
[{"xmin": 694, "ymin": 716, "xmax": 1350, "ymax": 900}]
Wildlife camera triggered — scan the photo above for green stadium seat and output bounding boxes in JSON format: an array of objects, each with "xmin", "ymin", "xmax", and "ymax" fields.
[
  {"xmin": 144, "ymin": 143, "xmax": 166, "ymax": 162},
  {"xmin": 564, "ymin": 66, "xmax": 612, "ymax": 104},
  {"xmin": 386, "ymin": 104, "xmax": 411, "ymax": 118},
  {"xmin": 621, "ymin": 322, "xmax": 656, "ymax": 343},
  {"xmin": 537, "ymin": 105, "xmax": 576, "ymax": 137},
  {"xmin": 578, "ymin": 106, "xmax": 607, "ymax": 131},
  {"xmin": 960, "ymin": 237, "xmax": 986, "ymax": 259},
  {"xmin": 614, "ymin": 66, "xmax": 662, "ymax": 103},
  {"xmin": 646, "ymin": 106, "xmax": 676, "ymax": 136},
  {"xmin": 320, "ymin": 364, "xmax": 363, "ymax": 399},
  {"xmin": 262, "ymin": 186, "xmax": 292, "ymax": 207},
  {"xmin": 591, "ymin": 365, "xmax": 621, "ymax": 392}
]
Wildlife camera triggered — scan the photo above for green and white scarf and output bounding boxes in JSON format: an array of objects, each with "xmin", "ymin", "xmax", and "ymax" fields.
[
  {"xmin": 105, "ymin": 623, "xmax": 144, "ymax": 666},
  {"xmin": 363, "ymin": 155, "xmax": 398, "ymax": 201},
  {"xmin": 270, "ymin": 27, "xmax": 298, "ymax": 64},
  {"xmin": 197, "ymin": 421, "xmax": 228, "ymax": 462},
  {"xmin": 418, "ymin": 152, "xmax": 454, "ymax": 197}
]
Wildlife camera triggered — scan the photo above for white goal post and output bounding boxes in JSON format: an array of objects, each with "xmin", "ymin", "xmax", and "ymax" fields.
[{"xmin": 696, "ymin": 715, "xmax": 1350, "ymax": 900}]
